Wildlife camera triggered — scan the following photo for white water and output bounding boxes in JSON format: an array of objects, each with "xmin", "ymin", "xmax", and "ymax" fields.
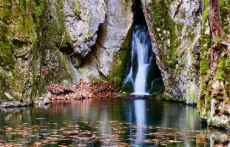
[
  {"xmin": 67, "ymin": 56, "xmax": 79, "ymax": 83},
  {"xmin": 134, "ymin": 100, "xmax": 146, "ymax": 144},
  {"xmin": 124, "ymin": 25, "xmax": 152, "ymax": 95}
]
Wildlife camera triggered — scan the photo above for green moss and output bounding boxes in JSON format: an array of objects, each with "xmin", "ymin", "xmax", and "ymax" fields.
[
  {"xmin": 152, "ymin": 87, "xmax": 164, "ymax": 97},
  {"xmin": 121, "ymin": 81, "xmax": 134, "ymax": 93},
  {"xmin": 121, "ymin": 25, "xmax": 133, "ymax": 49},
  {"xmin": 73, "ymin": 0, "xmax": 80, "ymax": 18},
  {"xmin": 113, "ymin": 76, "xmax": 122, "ymax": 88},
  {"xmin": 0, "ymin": 0, "xmax": 46, "ymax": 103},
  {"xmin": 79, "ymin": 67, "xmax": 89, "ymax": 74},
  {"xmin": 203, "ymin": 6, "xmax": 209, "ymax": 23},
  {"xmin": 200, "ymin": 57, "xmax": 209, "ymax": 75},
  {"xmin": 207, "ymin": 97, "xmax": 212, "ymax": 104},
  {"xmin": 108, "ymin": 22, "xmax": 133, "ymax": 84},
  {"xmin": 199, "ymin": 1, "xmax": 212, "ymax": 77},
  {"xmin": 36, "ymin": 0, "xmax": 73, "ymax": 88},
  {"xmin": 224, "ymin": 56, "xmax": 230, "ymax": 92},
  {"xmin": 189, "ymin": 91, "xmax": 196, "ymax": 102},
  {"xmin": 198, "ymin": 0, "xmax": 230, "ymax": 127},
  {"xmin": 214, "ymin": 57, "xmax": 225, "ymax": 81},
  {"xmin": 109, "ymin": 49, "xmax": 129, "ymax": 81},
  {"xmin": 120, "ymin": 92, "xmax": 129, "ymax": 97},
  {"xmin": 88, "ymin": 75, "xmax": 102, "ymax": 84},
  {"xmin": 0, "ymin": 0, "xmax": 75, "ymax": 103},
  {"xmin": 0, "ymin": 36, "xmax": 15, "ymax": 68},
  {"xmin": 200, "ymin": 81, "xmax": 207, "ymax": 99},
  {"xmin": 42, "ymin": 0, "xmax": 72, "ymax": 50},
  {"xmin": 219, "ymin": 0, "xmax": 230, "ymax": 38},
  {"xmin": 151, "ymin": 0, "xmax": 177, "ymax": 69},
  {"xmin": 61, "ymin": 53, "xmax": 74, "ymax": 81},
  {"xmin": 225, "ymin": 98, "xmax": 230, "ymax": 104}
]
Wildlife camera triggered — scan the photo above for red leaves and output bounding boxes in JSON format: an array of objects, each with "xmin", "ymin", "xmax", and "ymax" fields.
[
  {"xmin": 46, "ymin": 79, "xmax": 118, "ymax": 101},
  {"xmin": 46, "ymin": 84, "xmax": 74, "ymax": 95},
  {"xmin": 75, "ymin": 79, "xmax": 117, "ymax": 99}
]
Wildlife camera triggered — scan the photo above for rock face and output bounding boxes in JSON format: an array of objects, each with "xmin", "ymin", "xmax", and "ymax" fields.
[
  {"xmin": 198, "ymin": 0, "xmax": 230, "ymax": 128},
  {"xmin": 78, "ymin": 0, "xmax": 133, "ymax": 83},
  {"xmin": 63, "ymin": 0, "xmax": 106, "ymax": 69},
  {"xmin": 45, "ymin": 0, "xmax": 133, "ymax": 85},
  {"xmin": 0, "ymin": 0, "xmax": 41, "ymax": 106},
  {"xmin": 141, "ymin": 0, "xmax": 202, "ymax": 104},
  {"xmin": 0, "ymin": 0, "xmax": 133, "ymax": 105}
]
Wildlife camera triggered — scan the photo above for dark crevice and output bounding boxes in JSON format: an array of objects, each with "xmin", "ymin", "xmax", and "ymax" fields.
[{"xmin": 132, "ymin": 0, "xmax": 146, "ymax": 25}]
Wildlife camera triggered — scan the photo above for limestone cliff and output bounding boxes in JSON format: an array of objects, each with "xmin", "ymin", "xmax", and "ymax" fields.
[
  {"xmin": 63, "ymin": 0, "xmax": 106, "ymax": 73},
  {"xmin": 0, "ymin": 0, "xmax": 133, "ymax": 106},
  {"xmin": 43, "ymin": 0, "xmax": 133, "ymax": 86},
  {"xmin": 78, "ymin": 0, "xmax": 133, "ymax": 85},
  {"xmin": 0, "ymin": 0, "xmax": 42, "ymax": 106},
  {"xmin": 141, "ymin": 0, "xmax": 202, "ymax": 104}
]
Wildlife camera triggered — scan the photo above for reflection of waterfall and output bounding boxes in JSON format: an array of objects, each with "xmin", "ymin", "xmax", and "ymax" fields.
[
  {"xmin": 124, "ymin": 25, "xmax": 153, "ymax": 95},
  {"xmin": 134, "ymin": 100, "xmax": 146, "ymax": 145}
]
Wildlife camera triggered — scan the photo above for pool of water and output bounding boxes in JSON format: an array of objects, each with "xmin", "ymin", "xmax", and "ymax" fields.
[{"xmin": 0, "ymin": 98, "xmax": 229, "ymax": 146}]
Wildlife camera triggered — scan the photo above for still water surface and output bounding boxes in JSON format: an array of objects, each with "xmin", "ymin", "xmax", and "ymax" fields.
[{"xmin": 0, "ymin": 98, "xmax": 229, "ymax": 146}]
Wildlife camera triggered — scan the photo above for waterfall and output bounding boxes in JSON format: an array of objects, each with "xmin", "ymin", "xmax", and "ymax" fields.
[
  {"xmin": 67, "ymin": 56, "xmax": 79, "ymax": 83},
  {"xmin": 124, "ymin": 25, "xmax": 153, "ymax": 95}
]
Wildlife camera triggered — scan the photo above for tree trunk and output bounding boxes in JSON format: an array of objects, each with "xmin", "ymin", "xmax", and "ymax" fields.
[{"xmin": 209, "ymin": 0, "xmax": 223, "ymax": 40}]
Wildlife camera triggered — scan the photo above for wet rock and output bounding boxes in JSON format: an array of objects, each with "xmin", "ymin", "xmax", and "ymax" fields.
[
  {"xmin": 35, "ymin": 97, "xmax": 51, "ymax": 106},
  {"xmin": 4, "ymin": 93, "xmax": 14, "ymax": 101}
]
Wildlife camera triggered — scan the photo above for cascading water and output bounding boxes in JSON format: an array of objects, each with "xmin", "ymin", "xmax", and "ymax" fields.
[{"xmin": 124, "ymin": 25, "xmax": 153, "ymax": 95}]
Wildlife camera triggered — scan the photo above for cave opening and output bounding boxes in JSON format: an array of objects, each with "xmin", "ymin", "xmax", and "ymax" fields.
[{"xmin": 121, "ymin": 0, "xmax": 164, "ymax": 95}]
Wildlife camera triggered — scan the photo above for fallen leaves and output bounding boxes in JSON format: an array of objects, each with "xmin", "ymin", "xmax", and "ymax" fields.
[
  {"xmin": 1, "ymin": 120, "xmax": 229, "ymax": 146},
  {"xmin": 44, "ymin": 79, "xmax": 118, "ymax": 102}
]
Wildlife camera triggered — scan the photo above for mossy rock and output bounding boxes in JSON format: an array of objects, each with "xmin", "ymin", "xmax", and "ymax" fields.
[
  {"xmin": 121, "ymin": 81, "xmax": 134, "ymax": 93},
  {"xmin": 152, "ymin": 86, "xmax": 165, "ymax": 97}
]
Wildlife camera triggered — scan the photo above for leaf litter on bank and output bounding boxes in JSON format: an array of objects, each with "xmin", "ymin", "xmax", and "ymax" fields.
[{"xmin": 43, "ymin": 79, "xmax": 122, "ymax": 102}]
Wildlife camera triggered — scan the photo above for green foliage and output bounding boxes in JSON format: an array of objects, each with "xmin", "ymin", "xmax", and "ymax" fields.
[{"xmin": 0, "ymin": 35, "xmax": 15, "ymax": 68}]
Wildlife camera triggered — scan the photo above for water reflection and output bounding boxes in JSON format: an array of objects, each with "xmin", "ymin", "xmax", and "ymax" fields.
[
  {"xmin": 133, "ymin": 100, "xmax": 146, "ymax": 145},
  {"xmin": 0, "ymin": 99, "xmax": 229, "ymax": 146}
]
